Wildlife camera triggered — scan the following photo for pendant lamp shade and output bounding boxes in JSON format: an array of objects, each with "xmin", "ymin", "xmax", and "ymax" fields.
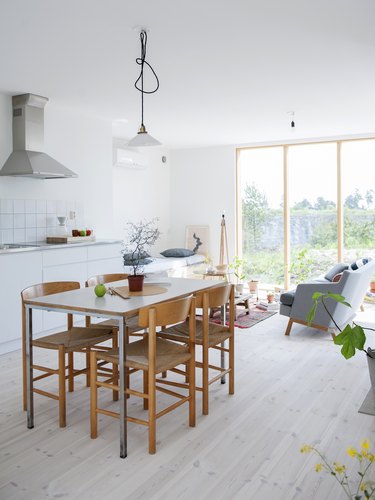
[{"xmin": 128, "ymin": 30, "xmax": 161, "ymax": 147}]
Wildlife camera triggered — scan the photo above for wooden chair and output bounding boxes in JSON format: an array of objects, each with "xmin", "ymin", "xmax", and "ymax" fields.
[
  {"xmin": 158, "ymin": 283, "xmax": 235, "ymax": 415},
  {"xmin": 21, "ymin": 281, "xmax": 115, "ymax": 427},
  {"xmin": 90, "ymin": 295, "xmax": 196, "ymax": 454}
]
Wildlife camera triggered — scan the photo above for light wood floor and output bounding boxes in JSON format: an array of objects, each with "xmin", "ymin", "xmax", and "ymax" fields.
[{"xmin": 1, "ymin": 311, "xmax": 375, "ymax": 500}]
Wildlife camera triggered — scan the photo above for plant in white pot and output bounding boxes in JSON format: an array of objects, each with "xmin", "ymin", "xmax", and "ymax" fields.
[
  {"xmin": 229, "ymin": 256, "xmax": 246, "ymax": 294},
  {"xmin": 307, "ymin": 291, "xmax": 375, "ymax": 387},
  {"xmin": 123, "ymin": 218, "xmax": 160, "ymax": 291}
]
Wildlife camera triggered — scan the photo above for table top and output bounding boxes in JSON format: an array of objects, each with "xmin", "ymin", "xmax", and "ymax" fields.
[{"xmin": 23, "ymin": 277, "xmax": 220, "ymax": 317}]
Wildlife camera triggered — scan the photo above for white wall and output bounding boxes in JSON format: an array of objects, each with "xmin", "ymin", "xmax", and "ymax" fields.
[
  {"xmin": 112, "ymin": 147, "xmax": 171, "ymax": 254},
  {"xmin": 0, "ymin": 93, "xmax": 114, "ymax": 238},
  {"xmin": 169, "ymin": 146, "xmax": 237, "ymax": 264}
]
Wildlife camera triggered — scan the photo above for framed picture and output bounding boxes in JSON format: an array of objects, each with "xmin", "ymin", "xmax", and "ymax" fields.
[{"xmin": 185, "ymin": 225, "xmax": 210, "ymax": 255}]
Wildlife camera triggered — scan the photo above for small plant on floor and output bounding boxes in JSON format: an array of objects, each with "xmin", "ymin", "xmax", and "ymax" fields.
[
  {"xmin": 229, "ymin": 256, "xmax": 246, "ymax": 283},
  {"xmin": 300, "ymin": 439, "xmax": 375, "ymax": 499},
  {"xmin": 307, "ymin": 292, "xmax": 375, "ymax": 360}
]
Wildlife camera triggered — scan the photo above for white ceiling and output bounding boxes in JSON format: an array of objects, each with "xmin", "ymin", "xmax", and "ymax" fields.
[{"xmin": 0, "ymin": 0, "xmax": 374, "ymax": 148}]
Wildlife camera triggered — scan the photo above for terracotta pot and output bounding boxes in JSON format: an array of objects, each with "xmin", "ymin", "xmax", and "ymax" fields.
[
  {"xmin": 128, "ymin": 275, "xmax": 144, "ymax": 292},
  {"xmin": 370, "ymin": 282, "xmax": 375, "ymax": 293}
]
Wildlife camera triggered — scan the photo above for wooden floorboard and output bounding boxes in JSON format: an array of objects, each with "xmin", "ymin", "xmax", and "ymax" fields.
[{"xmin": 1, "ymin": 310, "xmax": 375, "ymax": 499}]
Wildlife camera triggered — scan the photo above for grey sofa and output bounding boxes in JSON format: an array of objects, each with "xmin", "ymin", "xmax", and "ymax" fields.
[{"xmin": 280, "ymin": 259, "xmax": 375, "ymax": 336}]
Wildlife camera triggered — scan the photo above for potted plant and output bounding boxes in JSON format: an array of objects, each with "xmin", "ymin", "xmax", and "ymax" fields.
[
  {"xmin": 307, "ymin": 291, "xmax": 375, "ymax": 388},
  {"xmin": 123, "ymin": 218, "xmax": 160, "ymax": 291},
  {"xmin": 229, "ymin": 256, "xmax": 246, "ymax": 294}
]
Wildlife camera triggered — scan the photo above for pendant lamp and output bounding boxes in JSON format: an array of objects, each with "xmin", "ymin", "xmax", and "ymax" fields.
[{"xmin": 127, "ymin": 30, "xmax": 161, "ymax": 147}]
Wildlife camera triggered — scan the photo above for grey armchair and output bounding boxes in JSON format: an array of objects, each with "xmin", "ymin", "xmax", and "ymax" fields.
[{"xmin": 280, "ymin": 259, "xmax": 375, "ymax": 336}]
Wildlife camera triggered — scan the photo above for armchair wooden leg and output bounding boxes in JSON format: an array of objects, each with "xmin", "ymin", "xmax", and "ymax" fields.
[
  {"xmin": 90, "ymin": 350, "xmax": 98, "ymax": 439},
  {"xmin": 285, "ymin": 318, "xmax": 294, "ymax": 336},
  {"xmin": 58, "ymin": 345, "xmax": 66, "ymax": 428}
]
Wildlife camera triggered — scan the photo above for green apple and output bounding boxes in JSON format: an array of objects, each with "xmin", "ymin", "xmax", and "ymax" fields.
[
  {"xmin": 94, "ymin": 284, "xmax": 107, "ymax": 297},
  {"xmin": 79, "ymin": 230, "xmax": 86, "ymax": 236}
]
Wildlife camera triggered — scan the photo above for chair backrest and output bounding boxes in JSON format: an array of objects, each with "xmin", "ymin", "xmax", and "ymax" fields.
[
  {"xmin": 195, "ymin": 283, "xmax": 232, "ymax": 309},
  {"xmin": 86, "ymin": 273, "xmax": 129, "ymax": 288},
  {"xmin": 21, "ymin": 281, "xmax": 81, "ymax": 331},
  {"xmin": 21, "ymin": 281, "xmax": 80, "ymax": 301},
  {"xmin": 138, "ymin": 295, "xmax": 194, "ymax": 328}
]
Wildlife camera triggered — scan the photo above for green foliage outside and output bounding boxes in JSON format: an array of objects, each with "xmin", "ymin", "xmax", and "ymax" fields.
[{"xmin": 241, "ymin": 184, "xmax": 375, "ymax": 285}]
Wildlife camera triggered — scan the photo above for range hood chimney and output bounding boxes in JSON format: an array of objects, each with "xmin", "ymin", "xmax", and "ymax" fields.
[{"xmin": 0, "ymin": 94, "xmax": 78, "ymax": 179}]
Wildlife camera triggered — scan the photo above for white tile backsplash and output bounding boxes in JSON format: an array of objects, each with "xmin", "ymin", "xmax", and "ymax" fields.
[
  {"xmin": 36, "ymin": 200, "xmax": 47, "ymax": 214},
  {"xmin": 25, "ymin": 228, "xmax": 37, "ymax": 242},
  {"xmin": 25, "ymin": 199, "xmax": 36, "ymax": 213},
  {"xmin": 1, "ymin": 229, "xmax": 13, "ymax": 243},
  {"xmin": 0, "ymin": 199, "xmax": 13, "ymax": 214},
  {"xmin": 46, "ymin": 200, "xmax": 57, "ymax": 214},
  {"xmin": 14, "ymin": 214, "xmax": 25, "ymax": 229},
  {"xmin": 0, "ymin": 199, "xmax": 84, "ymax": 242},
  {"xmin": 13, "ymin": 199, "xmax": 25, "ymax": 214},
  {"xmin": 36, "ymin": 214, "xmax": 47, "ymax": 228},
  {"xmin": 1, "ymin": 214, "xmax": 13, "ymax": 229},
  {"xmin": 14, "ymin": 228, "xmax": 26, "ymax": 243},
  {"xmin": 25, "ymin": 214, "xmax": 36, "ymax": 228}
]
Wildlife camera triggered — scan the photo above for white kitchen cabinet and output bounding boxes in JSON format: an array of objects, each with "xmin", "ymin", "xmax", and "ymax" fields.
[
  {"xmin": 0, "ymin": 241, "xmax": 123, "ymax": 354},
  {"xmin": 0, "ymin": 252, "xmax": 43, "ymax": 353}
]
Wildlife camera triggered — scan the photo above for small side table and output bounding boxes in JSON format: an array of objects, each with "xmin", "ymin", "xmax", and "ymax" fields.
[
  {"xmin": 234, "ymin": 291, "xmax": 254, "ymax": 319},
  {"xmin": 203, "ymin": 271, "xmax": 232, "ymax": 282}
]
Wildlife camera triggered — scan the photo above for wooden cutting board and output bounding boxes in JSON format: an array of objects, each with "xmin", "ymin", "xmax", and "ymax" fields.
[{"xmin": 46, "ymin": 236, "xmax": 96, "ymax": 244}]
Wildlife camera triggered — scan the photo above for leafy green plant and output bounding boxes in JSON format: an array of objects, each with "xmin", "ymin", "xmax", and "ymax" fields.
[
  {"xmin": 307, "ymin": 292, "xmax": 375, "ymax": 359},
  {"xmin": 289, "ymin": 247, "xmax": 315, "ymax": 284},
  {"xmin": 229, "ymin": 256, "xmax": 246, "ymax": 283},
  {"xmin": 300, "ymin": 439, "xmax": 375, "ymax": 499}
]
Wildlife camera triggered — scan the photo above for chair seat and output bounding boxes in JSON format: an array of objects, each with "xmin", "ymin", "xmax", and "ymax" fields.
[
  {"xmin": 90, "ymin": 314, "xmax": 141, "ymax": 334},
  {"xmin": 32, "ymin": 327, "xmax": 113, "ymax": 352},
  {"xmin": 99, "ymin": 338, "xmax": 191, "ymax": 373},
  {"xmin": 160, "ymin": 319, "xmax": 231, "ymax": 347}
]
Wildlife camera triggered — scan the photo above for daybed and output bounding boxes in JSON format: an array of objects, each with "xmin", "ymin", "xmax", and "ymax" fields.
[{"xmin": 123, "ymin": 253, "xmax": 206, "ymax": 277}]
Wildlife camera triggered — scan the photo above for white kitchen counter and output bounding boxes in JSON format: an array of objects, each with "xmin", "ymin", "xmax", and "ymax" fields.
[
  {"xmin": 0, "ymin": 240, "xmax": 124, "ymax": 354},
  {"xmin": 0, "ymin": 239, "xmax": 122, "ymax": 254}
]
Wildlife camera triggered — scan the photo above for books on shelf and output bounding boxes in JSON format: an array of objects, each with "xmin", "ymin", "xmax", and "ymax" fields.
[{"xmin": 256, "ymin": 301, "xmax": 280, "ymax": 311}]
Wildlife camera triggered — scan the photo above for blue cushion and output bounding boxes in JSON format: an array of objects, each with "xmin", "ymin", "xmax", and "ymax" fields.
[
  {"xmin": 160, "ymin": 248, "xmax": 195, "ymax": 258},
  {"xmin": 324, "ymin": 263, "xmax": 349, "ymax": 281},
  {"xmin": 280, "ymin": 290, "xmax": 295, "ymax": 306},
  {"xmin": 123, "ymin": 251, "xmax": 152, "ymax": 266}
]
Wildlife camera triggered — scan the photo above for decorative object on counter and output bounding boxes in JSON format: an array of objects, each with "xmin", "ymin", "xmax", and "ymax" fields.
[
  {"xmin": 123, "ymin": 218, "xmax": 160, "ymax": 291},
  {"xmin": 46, "ymin": 235, "xmax": 96, "ymax": 243},
  {"xmin": 127, "ymin": 29, "xmax": 161, "ymax": 147}
]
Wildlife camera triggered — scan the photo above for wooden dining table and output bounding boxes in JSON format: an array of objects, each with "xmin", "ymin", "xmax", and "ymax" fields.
[{"xmin": 23, "ymin": 277, "xmax": 220, "ymax": 458}]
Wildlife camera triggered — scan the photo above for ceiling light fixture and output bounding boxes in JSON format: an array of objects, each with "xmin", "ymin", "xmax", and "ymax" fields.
[{"xmin": 127, "ymin": 30, "xmax": 161, "ymax": 147}]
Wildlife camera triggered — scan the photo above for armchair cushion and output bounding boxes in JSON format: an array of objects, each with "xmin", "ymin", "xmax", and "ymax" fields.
[
  {"xmin": 324, "ymin": 263, "xmax": 349, "ymax": 281},
  {"xmin": 280, "ymin": 290, "xmax": 296, "ymax": 306}
]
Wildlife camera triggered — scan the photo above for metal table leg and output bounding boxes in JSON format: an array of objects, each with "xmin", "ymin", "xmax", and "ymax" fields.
[
  {"xmin": 26, "ymin": 305, "xmax": 34, "ymax": 428},
  {"xmin": 118, "ymin": 318, "xmax": 127, "ymax": 458}
]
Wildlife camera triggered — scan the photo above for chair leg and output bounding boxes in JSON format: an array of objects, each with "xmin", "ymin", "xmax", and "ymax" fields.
[
  {"xmin": 202, "ymin": 345, "xmax": 209, "ymax": 415},
  {"xmin": 58, "ymin": 345, "xmax": 66, "ymax": 428},
  {"xmin": 229, "ymin": 335, "xmax": 234, "ymax": 395},
  {"xmin": 68, "ymin": 352, "xmax": 74, "ymax": 392},
  {"xmin": 86, "ymin": 349, "xmax": 91, "ymax": 387},
  {"xmin": 143, "ymin": 371, "xmax": 149, "ymax": 410},
  {"xmin": 90, "ymin": 350, "xmax": 98, "ymax": 439},
  {"xmin": 285, "ymin": 318, "xmax": 293, "ymax": 336},
  {"xmin": 112, "ymin": 333, "xmax": 119, "ymax": 402},
  {"xmin": 148, "ymin": 368, "xmax": 156, "ymax": 454},
  {"xmin": 22, "ymin": 326, "xmax": 27, "ymax": 411},
  {"xmin": 189, "ymin": 352, "xmax": 196, "ymax": 428}
]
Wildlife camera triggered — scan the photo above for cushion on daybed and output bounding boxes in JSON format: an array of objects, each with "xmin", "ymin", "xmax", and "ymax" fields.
[
  {"xmin": 324, "ymin": 263, "xmax": 349, "ymax": 281},
  {"xmin": 123, "ymin": 251, "xmax": 152, "ymax": 265},
  {"xmin": 160, "ymin": 248, "xmax": 195, "ymax": 258},
  {"xmin": 350, "ymin": 258, "xmax": 371, "ymax": 270}
]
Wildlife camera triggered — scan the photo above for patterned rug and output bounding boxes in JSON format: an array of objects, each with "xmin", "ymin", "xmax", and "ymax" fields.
[{"xmin": 211, "ymin": 305, "xmax": 278, "ymax": 329}]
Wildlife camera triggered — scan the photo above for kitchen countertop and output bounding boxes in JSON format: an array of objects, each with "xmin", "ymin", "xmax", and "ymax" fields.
[{"xmin": 0, "ymin": 239, "xmax": 123, "ymax": 255}]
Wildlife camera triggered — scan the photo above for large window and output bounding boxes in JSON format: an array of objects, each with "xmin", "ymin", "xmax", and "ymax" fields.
[
  {"xmin": 238, "ymin": 147, "xmax": 284, "ymax": 286},
  {"xmin": 237, "ymin": 138, "xmax": 375, "ymax": 288}
]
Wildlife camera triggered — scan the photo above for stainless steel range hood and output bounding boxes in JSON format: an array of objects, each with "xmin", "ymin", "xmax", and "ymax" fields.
[{"xmin": 0, "ymin": 94, "xmax": 78, "ymax": 179}]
